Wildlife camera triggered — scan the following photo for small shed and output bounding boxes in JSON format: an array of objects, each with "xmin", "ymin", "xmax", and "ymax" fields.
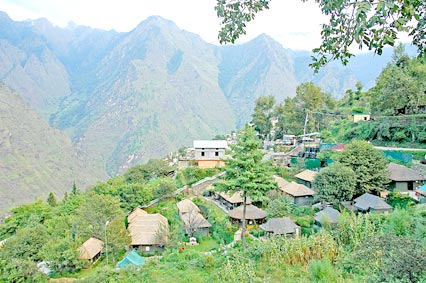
[
  {"xmin": 294, "ymin": 170, "xmax": 318, "ymax": 188},
  {"xmin": 117, "ymin": 249, "xmax": 145, "ymax": 268},
  {"xmin": 280, "ymin": 182, "xmax": 315, "ymax": 206},
  {"xmin": 228, "ymin": 204, "xmax": 266, "ymax": 228},
  {"xmin": 260, "ymin": 217, "xmax": 300, "ymax": 237},
  {"xmin": 353, "ymin": 193, "xmax": 393, "ymax": 214},
  {"xmin": 314, "ymin": 207, "xmax": 341, "ymax": 227},
  {"xmin": 79, "ymin": 237, "xmax": 103, "ymax": 264},
  {"xmin": 353, "ymin": 114, "xmax": 371, "ymax": 123},
  {"xmin": 387, "ymin": 163, "xmax": 425, "ymax": 192}
]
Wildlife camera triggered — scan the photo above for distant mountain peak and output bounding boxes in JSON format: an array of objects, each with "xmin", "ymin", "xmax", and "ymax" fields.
[
  {"xmin": 0, "ymin": 10, "xmax": 11, "ymax": 22},
  {"xmin": 133, "ymin": 15, "xmax": 178, "ymax": 31}
]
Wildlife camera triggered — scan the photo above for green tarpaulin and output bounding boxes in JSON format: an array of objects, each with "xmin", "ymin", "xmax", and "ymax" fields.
[{"xmin": 117, "ymin": 249, "xmax": 145, "ymax": 268}]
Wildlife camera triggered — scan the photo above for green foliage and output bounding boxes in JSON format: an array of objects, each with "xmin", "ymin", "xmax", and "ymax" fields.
[
  {"xmin": 47, "ymin": 192, "xmax": 58, "ymax": 207},
  {"xmin": 314, "ymin": 162, "xmax": 356, "ymax": 203},
  {"xmin": 216, "ymin": 1, "xmax": 426, "ymax": 71},
  {"xmin": 41, "ymin": 236, "xmax": 83, "ymax": 274},
  {"xmin": 251, "ymin": 95, "xmax": 275, "ymax": 139},
  {"xmin": 338, "ymin": 140, "xmax": 389, "ymax": 195},
  {"xmin": 387, "ymin": 191, "xmax": 418, "ymax": 209},
  {"xmin": 309, "ymin": 259, "xmax": 340, "ymax": 283},
  {"xmin": 266, "ymin": 195, "xmax": 294, "ymax": 218},
  {"xmin": 345, "ymin": 234, "xmax": 426, "ymax": 283},
  {"xmin": 0, "ymin": 258, "xmax": 48, "ymax": 283},
  {"xmin": 73, "ymin": 193, "xmax": 124, "ymax": 241},
  {"xmin": 179, "ymin": 167, "xmax": 221, "ymax": 186},
  {"xmin": 124, "ymin": 159, "xmax": 173, "ymax": 184}
]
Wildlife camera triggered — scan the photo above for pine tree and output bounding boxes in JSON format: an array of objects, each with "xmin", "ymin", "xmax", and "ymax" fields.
[
  {"xmin": 71, "ymin": 182, "xmax": 79, "ymax": 196},
  {"xmin": 214, "ymin": 125, "xmax": 277, "ymax": 248},
  {"xmin": 47, "ymin": 192, "xmax": 57, "ymax": 207}
]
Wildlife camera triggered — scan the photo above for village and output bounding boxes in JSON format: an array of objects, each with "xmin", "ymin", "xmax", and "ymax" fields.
[{"xmin": 75, "ymin": 122, "xmax": 426, "ymax": 271}]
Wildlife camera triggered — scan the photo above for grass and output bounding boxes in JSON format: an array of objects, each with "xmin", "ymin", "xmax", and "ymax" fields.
[{"xmin": 185, "ymin": 237, "xmax": 219, "ymax": 252}]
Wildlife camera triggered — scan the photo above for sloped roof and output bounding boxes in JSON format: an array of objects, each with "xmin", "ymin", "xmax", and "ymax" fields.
[
  {"xmin": 193, "ymin": 140, "xmax": 228, "ymax": 149},
  {"xmin": 354, "ymin": 193, "xmax": 392, "ymax": 211},
  {"xmin": 177, "ymin": 199, "xmax": 200, "ymax": 214},
  {"xmin": 181, "ymin": 210, "xmax": 212, "ymax": 229},
  {"xmin": 128, "ymin": 213, "xmax": 169, "ymax": 246},
  {"xmin": 387, "ymin": 163, "xmax": 425, "ymax": 182},
  {"xmin": 294, "ymin": 170, "xmax": 318, "ymax": 183},
  {"xmin": 117, "ymin": 249, "xmax": 145, "ymax": 268},
  {"xmin": 259, "ymin": 217, "xmax": 299, "ymax": 234},
  {"xmin": 79, "ymin": 237, "xmax": 103, "ymax": 260},
  {"xmin": 314, "ymin": 207, "xmax": 341, "ymax": 225},
  {"xmin": 281, "ymin": 182, "xmax": 315, "ymax": 197},
  {"xmin": 274, "ymin": 175, "xmax": 290, "ymax": 189},
  {"xmin": 228, "ymin": 204, "xmax": 266, "ymax": 220},
  {"xmin": 219, "ymin": 191, "xmax": 252, "ymax": 204},
  {"xmin": 127, "ymin": 208, "xmax": 148, "ymax": 223}
]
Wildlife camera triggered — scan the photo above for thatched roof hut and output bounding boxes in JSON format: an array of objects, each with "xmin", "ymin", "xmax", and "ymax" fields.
[
  {"xmin": 79, "ymin": 237, "xmax": 103, "ymax": 260},
  {"xmin": 228, "ymin": 204, "xmax": 266, "ymax": 220},
  {"xmin": 128, "ymin": 213, "xmax": 169, "ymax": 246},
  {"xmin": 176, "ymin": 199, "xmax": 200, "ymax": 214},
  {"xmin": 260, "ymin": 217, "xmax": 300, "ymax": 235},
  {"xmin": 219, "ymin": 191, "xmax": 252, "ymax": 205}
]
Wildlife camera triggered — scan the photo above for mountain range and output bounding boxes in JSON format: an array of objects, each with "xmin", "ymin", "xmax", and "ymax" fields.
[{"xmin": 0, "ymin": 11, "xmax": 416, "ymax": 212}]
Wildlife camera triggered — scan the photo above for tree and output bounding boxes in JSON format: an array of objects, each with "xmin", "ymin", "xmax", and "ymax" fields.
[
  {"xmin": 215, "ymin": 0, "xmax": 426, "ymax": 71},
  {"xmin": 73, "ymin": 193, "xmax": 124, "ymax": 241},
  {"xmin": 71, "ymin": 181, "xmax": 79, "ymax": 196},
  {"xmin": 266, "ymin": 195, "xmax": 294, "ymax": 218},
  {"xmin": 214, "ymin": 125, "xmax": 277, "ymax": 248},
  {"xmin": 251, "ymin": 95, "xmax": 275, "ymax": 140},
  {"xmin": 47, "ymin": 192, "xmax": 57, "ymax": 207},
  {"xmin": 338, "ymin": 141, "xmax": 389, "ymax": 195},
  {"xmin": 313, "ymin": 162, "xmax": 356, "ymax": 203},
  {"xmin": 124, "ymin": 159, "xmax": 172, "ymax": 183}
]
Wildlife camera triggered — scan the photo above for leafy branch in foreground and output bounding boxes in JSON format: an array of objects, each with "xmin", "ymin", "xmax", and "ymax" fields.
[{"xmin": 215, "ymin": 0, "xmax": 426, "ymax": 71}]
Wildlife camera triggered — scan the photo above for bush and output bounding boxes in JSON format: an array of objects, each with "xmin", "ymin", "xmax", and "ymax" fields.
[{"xmin": 309, "ymin": 259, "xmax": 340, "ymax": 283}]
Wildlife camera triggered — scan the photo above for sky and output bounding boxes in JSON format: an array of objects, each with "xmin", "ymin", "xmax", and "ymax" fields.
[{"xmin": 0, "ymin": 0, "xmax": 330, "ymax": 51}]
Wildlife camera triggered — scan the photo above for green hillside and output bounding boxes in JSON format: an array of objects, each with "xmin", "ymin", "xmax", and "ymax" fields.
[{"xmin": 0, "ymin": 84, "xmax": 106, "ymax": 214}]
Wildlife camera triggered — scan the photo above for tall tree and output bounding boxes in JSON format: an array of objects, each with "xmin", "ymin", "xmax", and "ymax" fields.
[
  {"xmin": 251, "ymin": 95, "xmax": 276, "ymax": 140},
  {"xmin": 313, "ymin": 162, "xmax": 356, "ymax": 203},
  {"xmin": 47, "ymin": 192, "xmax": 57, "ymax": 207},
  {"xmin": 214, "ymin": 125, "xmax": 277, "ymax": 248},
  {"xmin": 215, "ymin": 0, "xmax": 426, "ymax": 71},
  {"xmin": 338, "ymin": 141, "xmax": 389, "ymax": 195}
]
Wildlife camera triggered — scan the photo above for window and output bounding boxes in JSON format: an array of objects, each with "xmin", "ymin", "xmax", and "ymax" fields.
[
  {"xmin": 145, "ymin": 246, "xmax": 150, "ymax": 251},
  {"xmin": 201, "ymin": 152, "xmax": 205, "ymax": 157},
  {"xmin": 215, "ymin": 151, "xmax": 219, "ymax": 156}
]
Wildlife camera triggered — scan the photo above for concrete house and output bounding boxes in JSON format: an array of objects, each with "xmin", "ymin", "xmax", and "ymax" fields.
[
  {"xmin": 193, "ymin": 140, "xmax": 228, "ymax": 169},
  {"xmin": 127, "ymin": 208, "xmax": 169, "ymax": 254},
  {"xmin": 176, "ymin": 199, "xmax": 211, "ymax": 236},
  {"xmin": 387, "ymin": 162, "xmax": 425, "ymax": 192},
  {"xmin": 294, "ymin": 170, "xmax": 318, "ymax": 189},
  {"xmin": 280, "ymin": 181, "xmax": 315, "ymax": 206},
  {"xmin": 260, "ymin": 217, "xmax": 300, "ymax": 237}
]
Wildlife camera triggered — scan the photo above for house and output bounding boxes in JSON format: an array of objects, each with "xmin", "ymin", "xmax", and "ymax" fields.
[
  {"xmin": 387, "ymin": 162, "xmax": 426, "ymax": 192},
  {"xmin": 314, "ymin": 207, "xmax": 341, "ymax": 227},
  {"xmin": 353, "ymin": 193, "xmax": 393, "ymax": 214},
  {"xmin": 216, "ymin": 191, "xmax": 252, "ymax": 210},
  {"xmin": 117, "ymin": 249, "xmax": 145, "ymax": 268},
  {"xmin": 259, "ymin": 217, "xmax": 300, "ymax": 237},
  {"xmin": 353, "ymin": 114, "xmax": 371, "ymax": 123},
  {"xmin": 127, "ymin": 208, "xmax": 169, "ymax": 254},
  {"xmin": 294, "ymin": 170, "xmax": 318, "ymax": 188},
  {"xmin": 228, "ymin": 204, "xmax": 266, "ymax": 228},
  {"xmin": 176, "ymin": 199, "xmax": 211, "ymax": 236},
  {"xmin": 193, "ymin": 140, "xmax": 228, "ymax": 168},
  {"xmin": 78, "ymin": 237, "xmax": 103, "ymax": 265},
  {"xmin": 280, "ymin": 181, "xmax": 315, "ymax": 206}
]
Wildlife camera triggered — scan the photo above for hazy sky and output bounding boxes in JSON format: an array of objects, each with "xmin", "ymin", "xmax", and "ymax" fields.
[{"xmin": 0, "ymin": 0, "xmax": 331, "ymax": 51}]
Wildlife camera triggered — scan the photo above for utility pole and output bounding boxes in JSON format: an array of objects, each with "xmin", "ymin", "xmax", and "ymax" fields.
[
  {"xmin": 303, "ymin": 111, "xmax": 309, "ymax": 136},
  {"xmin": 105, "ymin": 220, "xmax": 110, "ymax": 265}
]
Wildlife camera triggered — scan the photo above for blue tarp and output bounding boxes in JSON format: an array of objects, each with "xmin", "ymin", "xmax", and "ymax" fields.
[
  {"xmin": 419, "ymin": 184, "xmax": 426, "ymax": 192},
  {"xmin": 117, "ymin": 249, "xmax": 145, "ymax": 268}
]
